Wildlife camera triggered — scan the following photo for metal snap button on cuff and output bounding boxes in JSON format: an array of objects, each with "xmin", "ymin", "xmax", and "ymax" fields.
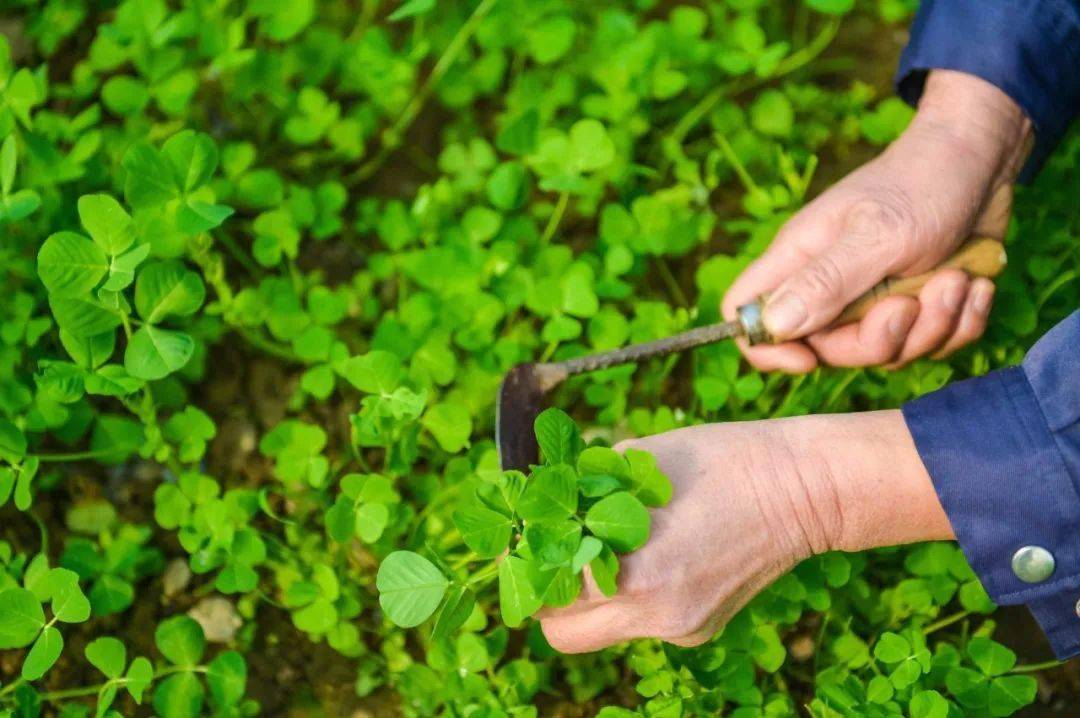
[{"xmin": 1012, "ymin": 546, "xmax": 1055, "ymax": 584}]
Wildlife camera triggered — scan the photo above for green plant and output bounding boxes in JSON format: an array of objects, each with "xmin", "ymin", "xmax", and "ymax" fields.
[
  {"xmin": 0, "ymin": 0, "xmax": 1075, "ymax": 716},
  {"xmin": 377, "ymin": 408, "xmax": 672, "ymax": 631}
]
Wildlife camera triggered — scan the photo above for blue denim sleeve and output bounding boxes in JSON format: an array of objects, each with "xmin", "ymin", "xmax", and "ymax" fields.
[
  {"xmin": 902, "ymin": 311, "xmax": 1080, "ymax": 658},
  {"xmin": 895, "ymin": 0, "xmax": 1080, "ymax": 180}
]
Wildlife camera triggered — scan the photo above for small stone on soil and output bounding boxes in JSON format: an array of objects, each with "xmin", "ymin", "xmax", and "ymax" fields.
[
  {"xmin": 189, "ymin": 596, "xmax": 243, "ymax": 643},
  {"xmin": 163, "ymin": 558, "xmax": 193, "ymax": 598}
]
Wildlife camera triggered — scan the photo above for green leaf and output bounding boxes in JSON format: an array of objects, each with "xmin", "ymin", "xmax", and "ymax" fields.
[
  {"xmin": 517, "ymin": 465, "xmax": 578, "ymax": 522},
  {"xmin": 525, "ymin": 520, "xmax": 581, "ymax": 568},
  {"xmin": 126, "ymin": 656, "xmax": 154, "ymax": 703},
  {"xmin": 161, "ymin": 130, "xmax": 218, "ymax": 194},
  {"xmin": 967, "ymin": 637, "xmax": 1016, "ymax": 676},
  {"xmin": 569, "ymin": 119, "xmax": 615, "ymax": 172},
  {"xmin": 207, "ymin": 651, "xmax": 246, "ymax": 709},
  {"xmin": 873, "ymin": 632, "xmax": 910, "ymax": 664},
  {"xmin": 909, "ymin": 689, "xmax": 949, "ymax": 718},
  {"xmin": 431, "ymin": 586, "xmax": 475, "ymax": 642},
  {"xmin": 376, "ymin": 551, "xmax": 449, "ymax": 628},
  {"xmin": 0, "ymin": 419, "xmax": 27, "ymax": 464},
  {"xmin": 77, "ymin": 194, "xmax": 135, "ymax": 256},
  {"xmin": 987, "ymin": 675, "xmax": 1037, "ymax": 715},
  {"xmin": 585, "ymin": 492, "xmax": 650, "ymax": 553},
  {"xmin": 1, "ymin": 135, "xmax": 15, "ymax": 196},
  {"xmin": 122, "ymin": 143, "xmax": 178, "ymax": 209},
  {"xmin": 85, "ymin": 637, "xmax": 127, "ymax": 679},
  {"xmin": 155, "ymin": 615, "xmax": 206, "ymax": 666},
  {"xmin": 750, "ymin": 89, "xmax": 794, "ymax": 138},
  {"xmin": 572, "ymin": 536, "xmax": 603, "ymax": 574},
  {"xmin": 21, "ymin": 625, "xmax": 63, "ymax": 681},
  {"xmin": 453, "ymin": 503, "xmax": 513, "ymax": 558},
  {"xmin": 134, "ymin": 261, "xmax": 206, "ymax": 323},
  {"xmin": 625, "ymin": 449, "xmax": 673, "ymax": 507},
  {"xmin": 339, "ymin": 350, "xmax": 403, "ymax": 394},
  {"xmin": 353, "ymin": 501, "xmax": 388, "ymax": 543},
  {"xmin": 49, "ymin": 568, "xmax": 91, "ymax": 623},
  {"xmin": 499, "ymin": 556, "xmax": 542, "ymax": 627},
  {"xmin": 0, "ymin": 587, "xmax": 45, "ymax": 649},
  {"xmin": 153, "ymin": 672, "xmax": 205, "ymax": 718},
  {"xmin": 49, "ymin": 296, "xmax": 122, "ymax": 338},
  {"xmin": 124, "ymin": 326, "xmax": 195, "ymax": 381},
  {"xmin": 590, "ymin": 545, "xmax": 620, "ymax": 597},
  {"xmin": 422, "ymin": 402, "xmax": 472, "ymax": 453},
  {"xmin": 533, "ymin": 408, "xmax": 583, "ymax": 466},
  {"xmin": 527, "ymin": 15, "xmax": 576, "ymax": 64},
  {"xmin": 37, "ymin": 232, "xmax": 109, "ymax": 297}
]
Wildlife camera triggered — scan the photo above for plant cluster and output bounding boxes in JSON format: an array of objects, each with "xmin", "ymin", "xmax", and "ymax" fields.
[{"xmin": 0, "ymin": 0, "xmax": 1076, "ymax": 716}]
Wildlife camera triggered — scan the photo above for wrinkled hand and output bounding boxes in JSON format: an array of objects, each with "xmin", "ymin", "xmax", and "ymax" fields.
[
  {"xmin": 723, "ymin": 70, "xmax": 1031, "ymax": 372},
  {"xmin": 539, "ymin": 411, "xmax": 952, "ymax": 653}
]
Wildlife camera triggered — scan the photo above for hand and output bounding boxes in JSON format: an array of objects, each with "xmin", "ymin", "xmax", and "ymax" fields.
[
  {"xmin": 722, "ymin": 70, "xmax": 1032, "ymax": 372},
  {"xmin": 539, "ymin": 411, "xmax": 953, "ymax": 653}
]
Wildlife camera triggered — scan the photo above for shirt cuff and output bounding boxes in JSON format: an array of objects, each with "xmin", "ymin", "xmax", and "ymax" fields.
[
  {"xmin": 895, "ymin": 0, "xmax": 1080, "ymax": 181},
  {"xmin": 903, "ymin": 367, "xmax": 1080, "ymax": 658}
]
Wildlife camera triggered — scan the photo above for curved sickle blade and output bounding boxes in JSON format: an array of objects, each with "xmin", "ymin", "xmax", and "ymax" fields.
[{"xmin": 495, "ymin": 364, "xmax": 548, "ymax": 471}]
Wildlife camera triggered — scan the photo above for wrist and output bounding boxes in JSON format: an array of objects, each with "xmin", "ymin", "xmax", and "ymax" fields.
[
  {"xmin": 780, "ymin": 410, "xmax": 954, "ymax": 554},
  {"xmin": 907, "ymin": 69, "xmax": 1032, "ymax": 184}
]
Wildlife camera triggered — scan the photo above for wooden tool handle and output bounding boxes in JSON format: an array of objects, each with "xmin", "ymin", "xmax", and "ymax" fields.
[{"xmin": 833, "ymin": 236, "xmax": 1007, "ymax": 325}]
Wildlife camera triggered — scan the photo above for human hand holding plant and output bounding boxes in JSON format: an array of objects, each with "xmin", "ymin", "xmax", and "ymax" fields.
[
  {"xmin": 722, "ymin": 70, "xmax": 1032, "ymax": 371},
  {"xmin": 540, "ymin": 410, "xmax": 953, "ymax": 653}
]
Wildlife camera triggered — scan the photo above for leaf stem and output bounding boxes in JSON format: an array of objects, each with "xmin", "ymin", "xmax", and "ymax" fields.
[
  {"xmin": 669, "ymin": 18, "xmax": 840, "ymax": 144},
  {"xmin": 922, "ymin": 609, "xmax": 972, "ymax": 635},
  {"xmin": 1009, "ymin": 658, "xmax": 1065, "ymax": 674},
  {"xmin": 539, "ymin": 192, "xmax": 569, "ymax": 245},
  {"xmin": 349, "ymin": 0, "xmax": 499, "ymax": 184}
]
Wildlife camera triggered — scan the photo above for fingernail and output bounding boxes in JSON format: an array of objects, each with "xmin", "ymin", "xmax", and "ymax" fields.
[
  {"xmin": 973, "ymin": 284, "xmax": 994, "ymax": 314},
  {"xmin": 888, "ymin": 308, "xmax": 914, "ymax": 339},
  {"xmin": 942, "ymin": 283, "xmax": 965, "ymax": 312},
  {"xmin": 763, "ymin": 293, "xmax": 807, "ymax": 337}
]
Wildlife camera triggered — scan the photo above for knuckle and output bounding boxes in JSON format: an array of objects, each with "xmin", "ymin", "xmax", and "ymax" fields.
[
  {"xmin": 843, "ymin": 191, "xmax": 915, "ymax": 247},
  {"xmin": 799, "ymin": 254, "xmax": 847, "ymax": 301}
]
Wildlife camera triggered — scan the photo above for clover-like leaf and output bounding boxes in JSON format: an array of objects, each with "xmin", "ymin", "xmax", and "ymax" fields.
[
  {"xmin": 155, "ymin": 615, "xmax": 206, "ymax": 666},
  {"xmin": 38, "ymin": 232, "xmax": 109, "ymax": 297},
  {"xmin": 517, "ymin": 465, "xmax": 577, "ymax": 522},
  {"xmin": 85, "ymin": 636, "xmax": 127, "ymax": 679},
  {"xmin": 125, "ymin": 326, "xmax": 195, "ymax": 381},
  {"xmin": 453, "ymin": 502, "xmax": 513, "ymax": 558},
  {"xmin": 377, "ymin": 551, "xmax": 449, "ymax": 628},
  {"xmin": 135, "ymin": 261, "xmax": 206, "ymax": 324},
  {"xmin": 585, "ymin": 491, "xmax": 650, "ymax": 553},
  {"xmin": 498, "ymin": 556, "xmax": 542, "ymax": 628},
  {"xmin": 0, "ymin": 587, "xmax": 45, "ymax": 649},
  {"xmin": 21, "ymin": 625, "xmax": 63, "ymax": 681},
  {"xmin": 78, "ymin": 194, "xmax": 135, "ymax": 256}
]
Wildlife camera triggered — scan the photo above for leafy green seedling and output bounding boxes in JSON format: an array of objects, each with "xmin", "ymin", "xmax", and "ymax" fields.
[{"xmin": 377, "ymin": 408, "xmax": 671, "ymax": 633}]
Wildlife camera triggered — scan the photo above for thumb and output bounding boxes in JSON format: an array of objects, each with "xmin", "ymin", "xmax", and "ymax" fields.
[{"xmin": 762, "ymin": 210, "xmax": 915, "ymax": 339}]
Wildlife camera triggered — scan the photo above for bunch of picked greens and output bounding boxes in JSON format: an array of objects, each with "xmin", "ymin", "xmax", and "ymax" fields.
[{"xmin": 378, "ymin": 408, "xmax": 671, "ymax": 632}]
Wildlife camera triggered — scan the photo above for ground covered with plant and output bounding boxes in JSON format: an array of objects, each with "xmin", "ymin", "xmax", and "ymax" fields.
[{"xmin": 0, "ymin": 0, "xmax": 1077, "ymax": 716}]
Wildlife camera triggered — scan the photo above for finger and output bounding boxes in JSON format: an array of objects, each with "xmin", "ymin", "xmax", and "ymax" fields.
[
  {"xmin": 932, "ymin": 278, "xmax": 995, "ymax": 358},
  {"xmin": 720, "ymin": 220, "xmax": 818, "ymax": 322},
  {"xmin": 805, "ymin": 296, "xmax": 919, "ymax": 367},
  {"xmin": 761, "ymin": 201, "xmax": 916, "ymax": 340},
  {"xmin": 886, "ymin": 269, "xmax": 970, "ymax": 368},
  {"xmin": 733, "ymin": 337, "xmax": 819, "ymax": 374},
  {"xmin": 540, "ymin": 602, "xmax": 638, "ymax": 654}
]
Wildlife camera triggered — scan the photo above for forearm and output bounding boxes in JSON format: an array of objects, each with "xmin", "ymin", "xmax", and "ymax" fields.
[{"xmin": 776, "ymin": 410, "xmax": 954, "ymax": 553}]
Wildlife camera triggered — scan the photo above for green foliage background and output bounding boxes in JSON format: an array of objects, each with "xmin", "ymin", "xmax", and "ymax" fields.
[{"xmin": 0, "ymin": 0, "xmax": 1076, "ymax": 715}]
